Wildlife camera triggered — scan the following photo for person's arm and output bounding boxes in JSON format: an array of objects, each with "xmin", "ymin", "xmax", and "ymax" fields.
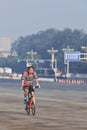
[
  {"xmin": 35, "ymin": 78, "xmax": 39, "ymax": 85},
  {"xmin": 21, "ymin": 80, "xmax": 25, "ymax": 90},
  {"xmin": 34, "ymin": 73, "xmax": 40, "ymax": 88},
  {"xmin": 21, "ymin": 72, "xmax": 26, "ymax": 90}
]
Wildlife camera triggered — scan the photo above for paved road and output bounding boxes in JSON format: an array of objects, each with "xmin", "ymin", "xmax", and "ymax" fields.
[{"xmin": 0, "ymin": 80, "xmax": 87, "ymax": 130}]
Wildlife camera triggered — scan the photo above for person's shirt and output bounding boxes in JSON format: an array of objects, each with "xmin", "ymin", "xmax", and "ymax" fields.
[{"xmin": 21, "ymin": 71, "xmax": 38, "ymax": 86}]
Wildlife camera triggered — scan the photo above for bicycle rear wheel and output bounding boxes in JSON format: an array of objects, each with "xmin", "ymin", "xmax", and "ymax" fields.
[{"xmin": 32, "ymin": 103, "xmax": 35, "ymax": 115}]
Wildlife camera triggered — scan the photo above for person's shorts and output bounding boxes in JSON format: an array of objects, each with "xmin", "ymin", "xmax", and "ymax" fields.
[{"xmin": 23, "ymin": 86, "xmax": 35, "ymax": 93}]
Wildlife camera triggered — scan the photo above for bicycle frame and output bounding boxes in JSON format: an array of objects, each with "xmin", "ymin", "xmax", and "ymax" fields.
[
  {"xmin": 26, "ymin": 89, "xmax": 36, "ymax": 115},
  {"xmin": 28, "ymin": 92, "xmax": 33, "ymax": 109}
]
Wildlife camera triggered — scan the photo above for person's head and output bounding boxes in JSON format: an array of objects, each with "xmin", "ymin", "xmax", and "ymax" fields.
[{"xmin": 27, "ymin": 66, "xmax": 35, "ymax": 74}]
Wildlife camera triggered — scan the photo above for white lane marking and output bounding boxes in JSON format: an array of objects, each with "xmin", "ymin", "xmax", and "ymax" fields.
[
  {"xmin": 0, "ymin": 93, "xmax": 17, "ymax": 96},
  {"xmin": 1, "ymin": 92, "xmax": 87, "ymax": 106},
  {"xmin": 36, "ymin": 97, "xmax": 87, "ymax": 107}
]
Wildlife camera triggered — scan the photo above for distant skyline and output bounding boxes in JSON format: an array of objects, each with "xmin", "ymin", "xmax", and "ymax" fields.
[
  {"xmin": 0, "ymin": 37, "xmax": 11, "ymax": 50},
  {"xmin": 0, "ymin": 0, "xmax": 87, "ymax": 41}
]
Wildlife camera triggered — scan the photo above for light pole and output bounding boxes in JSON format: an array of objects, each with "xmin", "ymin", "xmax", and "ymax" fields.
[
  {"xmin": 18, "ymin": 50, "xmax": 38, "ymax": 68},
  {"xmin": 81, "ymin": 46, "xmax": 87, "ymax": 52},
  {"xmin": 55, "ymin": 59, "xmax": 57, "ymax": 70},
  {"xmin": 63, "ymin": 45, "xmax": 74, "ymax": 77},
  {"xmin": 27, "ymin": 50, "xmax": 37, "ymax": 60},
  {"xmin": 47, "ymin": 47, "xmax": 58, "ymax": 69},
  {"xmin": 81, "ymin": 46, "xmax": 87, "ymax": 61},
  {"xmin": 63, "ymin": 45, "xmax": 74, "ymax": 52},
  {"xmin": 26, "ymin": 50, "xmax": 37, "ymax": 67}
]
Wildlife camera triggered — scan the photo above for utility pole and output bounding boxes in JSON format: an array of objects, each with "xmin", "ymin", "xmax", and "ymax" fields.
[
  {"xmin": 63, "ymin": 45, "xmax": 74, "ymax": 78},
  {"xmin": 47, "ymin": 47, "xmax": 58, "ymax": 69}
]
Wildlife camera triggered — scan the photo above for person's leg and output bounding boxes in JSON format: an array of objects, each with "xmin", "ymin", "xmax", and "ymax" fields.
[
  {"xmin": 24, "ymin": 89, "xmax": 28, "ymax": 98},
  {"xmin": 24, "ymin": 88, "xmax": 29, "ymax": 104},
  {"xmin": 31, "ymin": 92, "xmax": 35, "ymax": 104}
]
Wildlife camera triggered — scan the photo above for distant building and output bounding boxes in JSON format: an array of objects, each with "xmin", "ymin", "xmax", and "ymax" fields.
[
  {"xmin": 0, "ymin": 67, "xmax": 12, "ymax": 74},
  {"xmin": 0, "ymin": 50, "xmax": 10, "ymax": 57},
  {"xmin": 4, "ymin": 67, "xmax": 12, "ymax": 74},
  {"xmin": 0, "ymin": 67, "xmax": 4, "ymax": 73},
  {"xmin": 0, "ymin": 37, "xmax": 11, "ymax": 57}
]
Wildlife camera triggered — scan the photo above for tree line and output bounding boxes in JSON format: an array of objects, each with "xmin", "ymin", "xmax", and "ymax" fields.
[{"xmin": 1, "ymin": 28, "xmax": 87, "ymax": 73}]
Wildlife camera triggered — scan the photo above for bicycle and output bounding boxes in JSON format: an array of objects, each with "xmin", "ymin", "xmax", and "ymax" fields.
[{"xmin": 25, "ymin": 86, "xmax": 39, "ymax": 115}]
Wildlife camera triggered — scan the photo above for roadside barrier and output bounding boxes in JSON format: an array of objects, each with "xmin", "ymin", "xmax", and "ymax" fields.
[
  {"xmin": 58, "ymin": 79, "xmax": 86, "ymax": 85},
  {"xmin": 9, "ymin": 75, "xmax": 13, "ymax": 80},
  {"xmin": 65, "ymin": 79, "xmax": 71, "ymax": 84}
]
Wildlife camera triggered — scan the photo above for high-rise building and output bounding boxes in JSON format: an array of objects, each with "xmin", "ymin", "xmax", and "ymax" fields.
[{"xmin": 0, "ymin": 37, "xmax": 11, "ymax": 57}]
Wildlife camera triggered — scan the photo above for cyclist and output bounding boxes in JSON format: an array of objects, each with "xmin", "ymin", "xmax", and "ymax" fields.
[{"xmin": 21, "ymin": 65, "xmax": 40, "ymax": 109}]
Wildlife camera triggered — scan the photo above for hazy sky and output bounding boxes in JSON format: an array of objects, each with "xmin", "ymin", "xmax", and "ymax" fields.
[{"xmin": 0, "ymin": 0, "xmax": 87, "ymax": 40}]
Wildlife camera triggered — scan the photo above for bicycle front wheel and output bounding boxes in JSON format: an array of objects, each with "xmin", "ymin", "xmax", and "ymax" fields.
[
  {"xmin": 26, "ymin": 102, "xmax": 30, "ymax": 115},
  {"xmin": 32, "ymin": 103, "xmax": 35, "ymax": 115}
]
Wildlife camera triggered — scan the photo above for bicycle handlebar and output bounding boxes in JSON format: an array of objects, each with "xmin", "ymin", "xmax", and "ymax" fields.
[
  {"xmin": 21, "ymin": 85, "xmax": 40, "ymax": 90},
  {"xmin": 33, "ymin": 85, "xmax": 40, "ymax": 89}
]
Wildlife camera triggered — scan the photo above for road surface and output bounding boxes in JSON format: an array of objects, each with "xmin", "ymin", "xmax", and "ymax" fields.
[{"xmin": 0, "ymin": 80, "xmax": 87, "ymax": 130}]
